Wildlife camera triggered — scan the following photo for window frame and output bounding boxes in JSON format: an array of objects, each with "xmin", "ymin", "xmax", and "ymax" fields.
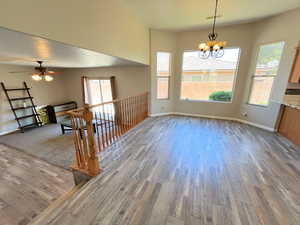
[
  {"xmin": 179, "ymin": 47, "xmax": 241, "ymax": 103},
  {"xmin": 156, "ymin": 51, "xmax": 171, "ymax": 100},
  {"xmin": 247, "ymin": 41, "xmax": 285, "ymax": 107},
  {"xmin": 83, "ymin": 76, "xmax": 114, "ymax": 105}
]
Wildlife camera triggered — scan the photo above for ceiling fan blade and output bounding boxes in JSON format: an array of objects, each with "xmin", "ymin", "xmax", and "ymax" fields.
[
  {"xmin": 45, "ymin": 72, "xmax": 60, "ymax": 76},
  {"xmin": 9, "ymin": 70, "xmax": 32, "ymax": 74},
  {"xmin": 46, "ymin": 71, "xmax": 60, "ymax": 75}
]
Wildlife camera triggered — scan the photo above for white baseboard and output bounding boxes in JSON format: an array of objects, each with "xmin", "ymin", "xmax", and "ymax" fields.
[
  {"xmin": 150, "ymin": 112, "xmax": 275, "ymax": 132},
  {"xmin": 235, "ymin": 118, "xmax": 275, "ymax": 132},
  {"xmin": 174, "ymin": 112, "xmax": 237, "ymax": 121},
  {"xmin": 150, "ymin": 112, "xmax": 174, "ymax": 117},
  {"xmin": 0, "ymin": 129, "xmax": 18, "ymax": 136}
]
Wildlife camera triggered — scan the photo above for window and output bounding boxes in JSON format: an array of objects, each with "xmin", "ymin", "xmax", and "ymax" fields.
[
  {"xmin": 83, "ymin": 77, "xmax": 114, "ymax": 105},
  {"xmin": 87, "ymin": 79, "xmax": 113, "ymax": 104},
  {"xmin": 180, "ymin": 48, "xmax": 240, "ymax": 102},
  {"xmin": 156, "ymin": 52, "xmax": 171, "ymax": 99},
  {"xmin": 248, "ymin": 42, "xmax": 285, "ymax": 106}
]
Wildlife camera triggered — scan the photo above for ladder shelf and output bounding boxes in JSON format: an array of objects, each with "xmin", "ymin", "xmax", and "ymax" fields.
[{"xmin": 1, "ymin": 82, "xmax": 43, "ymax": 132}]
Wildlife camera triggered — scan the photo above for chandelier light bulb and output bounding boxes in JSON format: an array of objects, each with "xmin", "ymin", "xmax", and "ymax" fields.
[
  {"xmin": 213, "ymin": 44, "xmax": 220, "ymax": 50},
  {"xmin": 199, "ymin": 43, "xmax": 207, "ymax": 50}
]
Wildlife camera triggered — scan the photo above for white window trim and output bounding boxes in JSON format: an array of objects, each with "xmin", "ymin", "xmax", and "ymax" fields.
[
  {"xmin": 85, "ymin": 77, "xmax": 112, "ymax": 105},
  {"xmin": 179, "ymin": 47, "xmax": 241, "ymax": 103},
  {"xmin": 247, "ymin": 41, "xmax": 285, "ymax": 107},
  {"xmin": 156, "ymin": 51, "xmax": 172, "ymax": 100}
]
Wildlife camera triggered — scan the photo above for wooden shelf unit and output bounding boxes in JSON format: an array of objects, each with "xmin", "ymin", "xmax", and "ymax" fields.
[{"xmin": 1, "ymin": 82, "xmax": 42, "ymax": 132}]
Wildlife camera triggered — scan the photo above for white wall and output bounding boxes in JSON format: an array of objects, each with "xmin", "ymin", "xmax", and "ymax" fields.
[
  {"xmin": 0, "ymin": 0, "xmax": 150, "ymax": 65},
  {"xmin": 0, "ymin": 64, "xmax": 68, "ymax": 134},
  {"xmin": 60, "ymin": 66, "xmax": 150, "ymax": 107}
]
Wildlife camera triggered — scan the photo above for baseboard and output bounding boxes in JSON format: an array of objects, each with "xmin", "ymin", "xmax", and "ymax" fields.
[
  {"xmin": 235, "ymin": 119, "xmax": 275, "ymax": 132},
  {"xmin": 0, "ymin": 129, "xmax": 18, "ymax": 136},
  {"xmin": 174, "ymin": 112, "xmax": 237, "ymax": 121},
  {"xmin": 150, "ymin": 112, "xmax": 275, "ymax": 132},
  {"xmin": 150, "ymin": 112, "xmax": 175, "ymax": 117}
]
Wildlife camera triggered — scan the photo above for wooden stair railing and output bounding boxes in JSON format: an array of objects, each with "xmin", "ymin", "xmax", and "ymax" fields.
[{"xmin": 68, "ymin": 92, "xmax": 149, "ymax": 176}]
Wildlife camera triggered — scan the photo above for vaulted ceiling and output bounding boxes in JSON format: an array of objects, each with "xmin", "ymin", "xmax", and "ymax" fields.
[{"xmin": 121, "ymin": 0, "xmax": 300, "ymax": 30}]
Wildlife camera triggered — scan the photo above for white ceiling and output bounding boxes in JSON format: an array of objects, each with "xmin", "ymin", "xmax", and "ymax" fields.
[
  {"xmin": 0, "ymin": 27, "xmax": 144, "ymax": 68},
  {"xmin": 121, "ymin": 0, "xmax": 300, "ymax": 30}
]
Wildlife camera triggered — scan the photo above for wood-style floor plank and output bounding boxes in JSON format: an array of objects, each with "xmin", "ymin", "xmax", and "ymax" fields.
[
  {"xmin": 29, "ymin": 116, "xmax": 300, "ymax": 225},
  {"xmin": 0, "ymin": 144, "xmax": 74, "ymax": 225}
]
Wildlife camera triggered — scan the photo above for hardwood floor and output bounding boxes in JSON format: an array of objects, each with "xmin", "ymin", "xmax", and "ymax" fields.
[
  {"xmin": 0, "ymin": 144, "xmax": 74, "ymax": 225},
  {"xmin": 30, "ymin": 116, "xmax": 300, "ymax": 225}
]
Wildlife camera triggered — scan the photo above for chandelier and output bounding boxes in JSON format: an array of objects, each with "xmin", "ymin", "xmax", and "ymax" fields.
[{"xmin": 198, "ymin": 0, "xmax": 226, "ymax": 59}]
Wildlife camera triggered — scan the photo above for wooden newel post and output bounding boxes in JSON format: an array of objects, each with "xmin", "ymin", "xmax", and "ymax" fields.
[{"xmin": 84, "ymin": 106, "xmax": 101, "ymax": 176}]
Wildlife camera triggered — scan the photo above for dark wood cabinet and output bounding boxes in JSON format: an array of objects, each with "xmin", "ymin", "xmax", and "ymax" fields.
[
  {"xmin": 278, "ymin": 106, "xmax": 300, "ymax": 147},
  {"xmin": 46, "ymin": 101, "xmax": 77, "ymax": 123},
  {"xmin": 289, "ymin": 47, "xmax": 300, "ymax": 83}
]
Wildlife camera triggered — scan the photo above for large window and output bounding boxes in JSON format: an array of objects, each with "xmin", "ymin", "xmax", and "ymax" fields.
[
  {"xmin": 248, "ymin": 42, "xmax": 285, "ymax": 106},
  {"xmin": 156, "ymin": 52, "xmax": 171, "ymax": 99},
  {"xmin": 180, "ymin": 48, "xmax": 240, "ymax": 102}
]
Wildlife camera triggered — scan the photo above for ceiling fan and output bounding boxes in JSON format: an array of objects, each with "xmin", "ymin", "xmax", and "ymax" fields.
[
  {"xmin": 31, "ymin": 61, "xmax": 56, "ymax": 82},
  {"xmin": 9, "ymin": 61, "xmax": 57, "ymax": 82}
]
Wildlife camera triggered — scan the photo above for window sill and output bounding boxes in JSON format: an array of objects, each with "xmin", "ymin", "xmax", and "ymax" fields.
[
  {"xmin": 246, "ymin": 103, "xmax": 268, "ymax": 108},
  {"xmin": 180, "ymin": 99, "xmax": 233, "ymax": 104}
]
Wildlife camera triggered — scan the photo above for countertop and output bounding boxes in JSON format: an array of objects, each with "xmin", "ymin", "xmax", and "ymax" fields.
[{"xmin": 281, "ymin": 95, "xmax": 300, "ymax": 110}]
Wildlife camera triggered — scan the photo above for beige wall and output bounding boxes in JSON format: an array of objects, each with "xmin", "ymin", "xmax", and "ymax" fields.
[
  {"xmin": 150, "ymin": 30, "xmax": 177, "ymax": 114},
  {"xmin": 60, "ymin": 66, "xmax": 150, "ymax": 107},
  {"xmin": 0, "ymin": 64, "xmax": 68, "ymax": 134},
  {"xmin": 1, "ymin": 4, "xmax": 300, "ymax": 131},
  {"xmin": 150, "ymin": 7, "xmax": 300, "ymax": 130},
  {"xmin": 0, "ymin": 0, "xmax": 150, "ymax": 65},
  {"xmin": 173, "ymin": 23, "xmax": 255, "ymax": 118},
  {"xmin": 0, "ymin": 65, "xmax": 149, "ymax": 134},
  {"xmin": 239, "ymin": 8, "xmax": 300, "ymax": 128}
]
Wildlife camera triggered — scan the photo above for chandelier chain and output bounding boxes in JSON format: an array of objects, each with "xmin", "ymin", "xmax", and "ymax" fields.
[
  {"xmin": 198, "ymin": 0, "xmax": 226, "ymax": 59},
  {"xmin": 211, "ymin": 0, "xmax": 219, "ymax": 38}
]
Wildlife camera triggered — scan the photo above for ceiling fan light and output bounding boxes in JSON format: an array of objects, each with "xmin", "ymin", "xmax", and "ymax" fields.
[
  {"xmin": 44, "ymin": 75, "xmax": 54, "ymax": 82},
  {"xmin": 32, "ymin": 74, "xmax": 42, "ymax": 81}
]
